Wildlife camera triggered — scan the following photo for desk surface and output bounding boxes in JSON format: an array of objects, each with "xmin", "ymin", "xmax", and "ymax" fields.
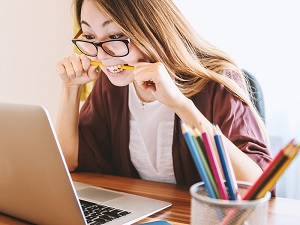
[{"xmin": 1, "ymin": 172, "xmax": 300, "ymax": 225}]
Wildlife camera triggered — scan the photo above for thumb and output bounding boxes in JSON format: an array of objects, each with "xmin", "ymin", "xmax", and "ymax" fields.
[{"xmin": 87, "ymin": 66, "xmax": 101, "ymax": 81}]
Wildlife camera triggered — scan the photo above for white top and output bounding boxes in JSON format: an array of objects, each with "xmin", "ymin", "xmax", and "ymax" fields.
[{"xmin": 128, "ymin": 83, "xmax": 176, "ymax": 184}]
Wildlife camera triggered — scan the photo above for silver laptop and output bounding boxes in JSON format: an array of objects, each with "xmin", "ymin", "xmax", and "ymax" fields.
[{"xmin": 0, "ymin": 103, "xmax": 171, "ymax": 225}]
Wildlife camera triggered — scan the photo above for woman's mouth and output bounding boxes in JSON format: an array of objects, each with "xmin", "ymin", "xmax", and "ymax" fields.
[{"xmin": 106, "ymin": 64, "xmax": 125, "ymax": 74}]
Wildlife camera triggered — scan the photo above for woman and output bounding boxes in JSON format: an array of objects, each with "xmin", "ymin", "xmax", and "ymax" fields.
[{"xmin": 56, "ymin": 0, "xmax": 272, "ymax": 187}]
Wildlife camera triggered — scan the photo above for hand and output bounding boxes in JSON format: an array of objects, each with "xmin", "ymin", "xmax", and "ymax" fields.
[
  {"xmin": 56, "ymin": 53, "xmax": 99, "ymax": 87},
  {"xmin": 133, "ymin": 62, "xmax": 187, "ymax": 109}
]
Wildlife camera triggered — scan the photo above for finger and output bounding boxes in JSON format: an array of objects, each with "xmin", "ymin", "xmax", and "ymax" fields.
[
  {"xmin": 134, "ymin": 76, "xmax": 156, "ymax": 91},
  {"xmin": 79, "ymin": 54, "xmax": 91, "ymax": 72},
  {"xmin": 56, "ymin": 56, "xmax": 75, "ymax": 79},
  {"xmin": 132, "ymin": 61, "xmax": 149, "ymax": 69},
  {"xmin": 87, "ymin": 65, "xmax": 101, "ymax": 80},
  {"xmin": 133, "ymin": 64, "xmax": 156, "ymax": 86},
  {"xmin": 56, "ymin": 61, "xmax": 67, "ymax": 77},
  {"xmin": 62, "ymin": 58, "xmax": 76, "ymax": 78},
  {"xmin": 69, "ymin": 54, "xmax": 85, "ymax": 78}
]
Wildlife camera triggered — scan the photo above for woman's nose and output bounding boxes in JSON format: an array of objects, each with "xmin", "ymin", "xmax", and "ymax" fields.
[{"xmin": 95, "ymin": 46, "xmax": 112, "ymax": 61}]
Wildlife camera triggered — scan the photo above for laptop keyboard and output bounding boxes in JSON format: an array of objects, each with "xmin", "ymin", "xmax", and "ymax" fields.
[{"xmin": 80, "ymin": 199, "xmax": 131, "ymax": 225}]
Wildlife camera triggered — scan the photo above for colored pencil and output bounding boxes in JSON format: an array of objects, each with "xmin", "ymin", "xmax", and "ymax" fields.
[
  {"xmin": 198, "ymin": 123, "xmax": 228, "ymax": 200},
  {"xmin": 220, "ymin": 207, "xmax": 254, "ymax": 225},
  {"xmin": 256, "ymin": 144, "xmax": 300, "ymax": 199},
  {"xmin": 90, "ymin": 61, "xmax": 135, "ymax": 70},
  {"xmin": 213, "ymin": 125, "xmax": 236, "ymax": 200},
  {"xmin": 217, "ymin": 125, "xmax": 240, "ymax": 200},
  {"xmin": 192, "ymin": 128, "xmax": 220, "ymax": 199},
  {"xmin": 194, "ymin": 128, "xmax": 209, "ymax": 165},
  {"xmin": 180, "ymin": 121, "xmax": 216, "ymax": 198},
  {"xmin": 242, "ymin": 140, "xmax": 295, "ymax": 200},
  {"xmin": 222, "ymin": 143, "xmax": 299, "ymax": 225}
]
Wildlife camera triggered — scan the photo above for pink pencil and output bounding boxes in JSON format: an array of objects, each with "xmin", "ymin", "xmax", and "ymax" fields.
[{"xmin": 198, "ymin": 123, "xmax": 228, "ymax": 200}]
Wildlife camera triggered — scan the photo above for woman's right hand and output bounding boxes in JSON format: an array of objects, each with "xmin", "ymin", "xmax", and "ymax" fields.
[{"xmin": 56, "ymin": 53, "xmax": 100, "ymax": 87}]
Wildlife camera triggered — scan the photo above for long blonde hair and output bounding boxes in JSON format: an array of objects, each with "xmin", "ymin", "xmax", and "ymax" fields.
[{"xmin": 74, "ymin": 0, "xmax": 268, "ymax": 142}]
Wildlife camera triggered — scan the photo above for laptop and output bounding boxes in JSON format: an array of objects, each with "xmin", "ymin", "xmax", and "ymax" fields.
[{"xmin": 0, "ymin": 103, "xmax": 171, "ymax": 225}]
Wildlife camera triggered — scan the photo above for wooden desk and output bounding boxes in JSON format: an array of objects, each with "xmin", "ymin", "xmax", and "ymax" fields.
[{"xmin": 1, "ymin": 172, "xmax": 300, "ymax": 225}]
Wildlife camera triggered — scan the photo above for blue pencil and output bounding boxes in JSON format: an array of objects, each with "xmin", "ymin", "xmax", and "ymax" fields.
[
  {"xmin": 180, "ymin": 121, "xmax": 216, "ymax": 199},
  {"xmin": 213, "ymin": 125, "xmax": 239, "ymax": 200}
]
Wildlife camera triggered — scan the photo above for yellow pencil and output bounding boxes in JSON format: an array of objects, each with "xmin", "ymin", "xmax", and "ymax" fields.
[
  {"xmin": 120, "ymin": 65, "xmax": 135, "ymax": 71},
  {"xmin": 90, "ymin": 61, "xmax": 135, "ymax": 71},
  {"xmin": 256, "ymin": 144, "xmax": 300, "ymax": 199}
]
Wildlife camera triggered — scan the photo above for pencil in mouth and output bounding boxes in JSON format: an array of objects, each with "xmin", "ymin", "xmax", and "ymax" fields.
[{"xmin": 90, "ymin": 61, "xmax": 134, "ymax": 71}]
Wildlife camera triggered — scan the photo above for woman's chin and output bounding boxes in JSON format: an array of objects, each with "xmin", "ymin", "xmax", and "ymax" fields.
[{"xmin": 105, "ymin": 71, "xmax": 134, "ymax": 87}]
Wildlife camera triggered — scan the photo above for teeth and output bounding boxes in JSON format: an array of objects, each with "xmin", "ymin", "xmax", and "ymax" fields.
[{"xmin": 106, "ymin": 64, "xmax": 124, "ymax": 74}]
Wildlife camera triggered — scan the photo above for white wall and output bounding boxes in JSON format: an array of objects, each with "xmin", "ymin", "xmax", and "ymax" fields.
[
  {"xmin": 173, "ymin": 0, "xmax": 300, "ymax": 198},
  {"xmin": 1, "ymin": 0, "xmax": 299, "ymax": 198},
  {"xmin": 0, "ymin": 0, "xmax": 73, "ymax": 122}
]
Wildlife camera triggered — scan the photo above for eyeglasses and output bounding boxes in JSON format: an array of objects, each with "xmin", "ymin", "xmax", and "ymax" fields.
[{"xmin": 72, "ymin": 28, "xmax": 130, "ymax": 57}]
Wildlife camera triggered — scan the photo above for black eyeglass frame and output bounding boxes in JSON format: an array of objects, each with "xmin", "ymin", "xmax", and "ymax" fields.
[
  {"xmin": 72, "ymin": 39, "xmax": 130, "ymax": 57},
  {"xmin": 72, "ymin": 28, "xmax": 130, "ymax": 57}
]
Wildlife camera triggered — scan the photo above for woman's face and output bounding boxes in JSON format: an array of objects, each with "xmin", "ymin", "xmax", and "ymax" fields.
[{"xmin": 80, "ymin": 0, "xmax": 147, "ymax": 86}]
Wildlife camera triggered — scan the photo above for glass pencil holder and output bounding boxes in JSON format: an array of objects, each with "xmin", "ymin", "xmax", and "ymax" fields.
[{"xmin": 190, "ymin": 181, "xmax": 271, "ymax": 225}]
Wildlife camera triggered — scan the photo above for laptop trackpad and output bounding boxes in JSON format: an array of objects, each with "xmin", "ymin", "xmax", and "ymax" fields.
[{"xmin": 77, "ymin": 187, "xmax": 123, "ymax": 202}]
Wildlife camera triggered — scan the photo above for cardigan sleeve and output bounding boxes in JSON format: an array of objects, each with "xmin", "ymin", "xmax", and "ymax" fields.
[
  {"xmin": 191, "ymin": 81, "xmax": 275, "ymax": 196},
  {"xmin": 193, "ymin": 81, "xmax": 272, "ymax": 171},
  {"xmin": 76, "ymin": 76, "xmax": 115, "ymax": 173},
  {"xmin": 75, "ymin": 73, "xmax": 139, "ymax": 178}
]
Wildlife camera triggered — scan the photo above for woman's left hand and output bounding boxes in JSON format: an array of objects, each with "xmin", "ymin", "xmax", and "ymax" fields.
[{"xmin": 133, "ymin": 62, "xmax": 187, "ymax": 109}]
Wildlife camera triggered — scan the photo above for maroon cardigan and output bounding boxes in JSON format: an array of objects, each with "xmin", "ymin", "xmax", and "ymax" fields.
[{"xmin": 77, "ymin": 72, "xmax": 272, "ymax": 187}]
